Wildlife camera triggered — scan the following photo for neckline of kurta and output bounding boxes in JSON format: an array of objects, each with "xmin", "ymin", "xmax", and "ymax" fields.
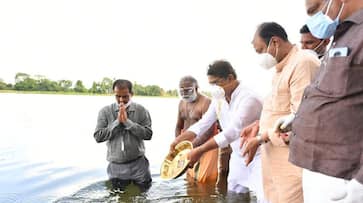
[{"xmin": 275, "ymin": 45, "xmax": 298, "ymax": 73}]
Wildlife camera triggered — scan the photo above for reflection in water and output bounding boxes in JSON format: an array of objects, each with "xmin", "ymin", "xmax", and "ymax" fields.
[{"xmin": 56, "ymin": 175, "xmax": 255, "ymax": 203}]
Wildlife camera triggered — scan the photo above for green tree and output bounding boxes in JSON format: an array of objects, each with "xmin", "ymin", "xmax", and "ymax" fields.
[
  {"xmin": 133, "ymin": 83, "xmax": 146, "ymax": 96},
  {"xmin": 15, "ymin": 72, "xmax": 30, "ymax": 83},
  {"xmin": 145, "ymin": 85, "xmax": 162, "ymax": 96},
  {"xmin": 74, "ymin": 80, "xmax": 87, "ymax": 92},
  {"xmin": 89, "ymin": 82, "xmax": 102, "ymax": 94},
  {"xmin": 58, "ymin": 80, "xmax": 73, "ymax": 92},
  {"xmin": 14, "ymin": 77, "xmax": 37, "ymax": 90},
  {"xmin": 166, "ymin": 89, "xmax": 178, "ymax": 97},
  {"xmin": 0, "ymin": 79, "xmax": 8, "ymax": 90},
  {"xmin": 37, "ymin": 78, "xmax": 60, "ymax": 91},
  {"xmin": 100, "ymin": 77, "xmax": 113, "ymax": 94}
]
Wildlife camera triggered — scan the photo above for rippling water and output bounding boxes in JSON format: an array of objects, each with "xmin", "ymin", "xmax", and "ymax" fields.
[{"xmin": 0, "ymin": 93, "xmax": 255, "ymax": 203}]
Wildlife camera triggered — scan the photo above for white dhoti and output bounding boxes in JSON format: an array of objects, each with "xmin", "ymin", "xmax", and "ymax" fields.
[
  {"xmin": 228, "ymin": 140, "xmax": 268, "ymax": 203},
  {"xmin": 303, "ymin": 169, "xmax": 347, "ymax": 203}
]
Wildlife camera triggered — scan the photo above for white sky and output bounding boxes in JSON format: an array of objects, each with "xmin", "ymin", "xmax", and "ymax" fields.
[{"xmin": 0, "ymin": 0, "xmax": 308, "ymax": 95}]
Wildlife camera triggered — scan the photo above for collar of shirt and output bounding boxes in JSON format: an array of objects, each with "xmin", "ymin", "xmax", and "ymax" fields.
[
  {"xmin": 275, "ymin": 45, "xmax": 298, "ymax": 73},
  {"xmin": 345, "ymin": 7, "xmax": 363, "ymax": 25},
  {"xmin": 230, "ymin": 81, "xmax": 243, "ymax": 104},
  {"xmin": 334, "ymin": 8, "xmax": 363, "ymax": 40}
]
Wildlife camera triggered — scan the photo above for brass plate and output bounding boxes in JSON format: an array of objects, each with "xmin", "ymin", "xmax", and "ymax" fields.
[{"xmin": 160, "ymin": 141, "xmax": 193, "ymax": 179}]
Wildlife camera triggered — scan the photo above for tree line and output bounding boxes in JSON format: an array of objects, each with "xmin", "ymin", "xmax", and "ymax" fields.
[{"xmin": 0, "ymin": 72, "xmax": 178, "ymax": 97}]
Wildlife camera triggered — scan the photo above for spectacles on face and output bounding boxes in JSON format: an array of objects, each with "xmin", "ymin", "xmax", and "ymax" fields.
[
  {"xmin": 179, "ymin": 87, "xmax": 195, "ymax": 94},
  {"xmin": 209, "ymin": 78, "xmax": 227, "ymax": 86}
]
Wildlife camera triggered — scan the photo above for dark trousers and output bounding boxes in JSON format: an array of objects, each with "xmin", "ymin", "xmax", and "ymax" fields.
[
  {"xmin": 109, "ymin": 177, "xmax": 152, "ymax": 192},
  {"xmin": 107, "ymin": 156, "xmax": 152, "ymax": 193}
]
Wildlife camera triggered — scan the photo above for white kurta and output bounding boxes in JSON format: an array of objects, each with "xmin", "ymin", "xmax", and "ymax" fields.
[{"xmin": 188, "ymin": 84, "xmax": 267, "ymax": 202}]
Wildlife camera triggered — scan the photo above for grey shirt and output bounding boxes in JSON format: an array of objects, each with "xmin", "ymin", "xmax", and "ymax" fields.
[{"xmin": 94, "ymin": 102, "xmax": 152, "ymax": 163}]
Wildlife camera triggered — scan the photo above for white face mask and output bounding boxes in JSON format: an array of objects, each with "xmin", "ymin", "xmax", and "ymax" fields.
[
  {"xmin": 124, "ymin": 100, "xmax": 132, "ymax": 108},
  {"xmin": 304, "ymin": 49, "xmax": 319, "ymax": 58},
  {"xmin": 182, "ymin": 91, "xmax": 197, "ymax": 103},
  {"xmin": 306, "ymin": 0, "xmax": 345, "ymax": 39},
  {"xmin": 179, "ymin": 86, "xmax": 197, "ymax": 102},
  {"xmin": 210, "ymin": 85, "xmax": 225, "ymax": 100},
  {"xmin": 117, "ymin": 100, "xmax": 132, "ymax": 108},
  {"xmin": 116, "ymin": 99, "xmax": 132, "ymax": 112},
  {"xmin": 259, "ymin": 39, "xmax": 278, "ymax": 70},
  {"xmin": 313, "ymin": 39, "xmax": 327, "ymax": 58}
]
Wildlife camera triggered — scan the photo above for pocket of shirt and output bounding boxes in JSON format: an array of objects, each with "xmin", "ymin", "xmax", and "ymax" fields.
[{"xmin": 316, "ymin": 57, "xmax": 349, "ymax": 96}]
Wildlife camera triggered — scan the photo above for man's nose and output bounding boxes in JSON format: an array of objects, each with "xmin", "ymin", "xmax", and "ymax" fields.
[{"xmin": 117, "ymin": 97, "xmax": 123, "ymax": 103}]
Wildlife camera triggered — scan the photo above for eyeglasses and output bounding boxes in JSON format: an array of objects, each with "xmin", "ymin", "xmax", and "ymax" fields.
[
  {"xmin": 209, "ymin": 78, "xmax": 227, "ymax": 86},
  {"xmin": 179, "ymin": 87, "xmax": 195, "ymax": 94}
]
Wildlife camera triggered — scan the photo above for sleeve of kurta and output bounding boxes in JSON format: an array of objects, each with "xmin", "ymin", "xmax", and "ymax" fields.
[
  {"xmin": 123, "ymin": 107, "xmax": 153, "ymax": 140},
  {"xmin": 214, "ymin": 96, "xmax": 262, "ymax": 148},
  {"xmin": 289, "ymin": 57, "xmax": 320, "ymax": 113},
  {"xmin": 188, "ymin": 100, "xmax": 217, "ymax": 137},
  {"xmin": 192, "ymin": 99, "xmax": 216, "ymax": 147},
  {"xmin": 93, "ymin": 108, "xmax": 120, "ymax": 143}
]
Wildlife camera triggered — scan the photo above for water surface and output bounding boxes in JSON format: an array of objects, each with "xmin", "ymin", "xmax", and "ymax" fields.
[{"xmin": 0, "ymin": 93, "xmax": 254, "ymax": 202}]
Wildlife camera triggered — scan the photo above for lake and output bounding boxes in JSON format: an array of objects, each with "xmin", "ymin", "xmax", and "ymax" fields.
[{"xmin": 0, "ymin": 93, "xmax": 255, "ymax": 203}]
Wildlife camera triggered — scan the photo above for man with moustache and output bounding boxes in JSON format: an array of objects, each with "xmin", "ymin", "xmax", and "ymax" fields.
[
  {"xmin": 170, "ymin": 60, "xmax": 267, "ymax": 202},
  {"xmin": 300, "ymin": 24, "xmax": 330, "ymax": 58},
  {"xmin": 94, "ymin": 79, "xmax": 153, "ymax": 192},
  {"xmin": 175, "ymin": 75, "xmax": 219, "ymax": 183}
]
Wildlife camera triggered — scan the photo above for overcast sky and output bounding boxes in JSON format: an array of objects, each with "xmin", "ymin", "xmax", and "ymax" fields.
[{"xmin": 0, "ymin": 0, "xmax": 307, "ymax": 95}]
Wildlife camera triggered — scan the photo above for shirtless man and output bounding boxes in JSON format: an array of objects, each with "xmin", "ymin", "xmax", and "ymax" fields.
[{"xmin": 175, "ymin": 75, "xmax": 219, "ymax": 183}]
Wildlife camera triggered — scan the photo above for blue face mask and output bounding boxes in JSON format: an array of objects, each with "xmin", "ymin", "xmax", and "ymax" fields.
[{"xmin": 306, "ymin": 1, "xmax": 344, "ymax": 39}]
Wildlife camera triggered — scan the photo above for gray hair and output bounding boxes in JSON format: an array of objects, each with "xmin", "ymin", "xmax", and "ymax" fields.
[{"xmin": 179, "ymin": 75, "xmax": 198, "ymax": 87}]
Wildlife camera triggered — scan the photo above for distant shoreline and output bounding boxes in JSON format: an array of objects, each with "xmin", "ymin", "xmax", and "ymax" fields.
[{"xmin": 0, "ymin": 90, "xmax": 178, "ymax": 98}]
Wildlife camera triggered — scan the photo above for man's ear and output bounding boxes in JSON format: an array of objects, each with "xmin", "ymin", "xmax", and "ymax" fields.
[
  {"xmin": 227, "ymin": 74, "xmax": 234, "ymax": 81},
  {"xmin": 270, "ymin": 36, "xmax": 279, "ymax": 45}
]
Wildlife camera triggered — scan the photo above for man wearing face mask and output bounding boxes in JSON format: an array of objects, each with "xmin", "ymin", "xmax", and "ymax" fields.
[
  {"xmin": 94, "ymin": 79, "xmax": 153, "ymax": 192},
  {"xmin": 175, "ymin": 75, "xmax": 219, "ymax": 183},
  {"xmin": 240, "ymin": 22, "xmax": 320, "ymax": 203},
  {"xmin": 170, "ymin": 60, "xmax": 267, "ymax": 202},
  {"xmin": 274, "ymin": 0, "xmax": 363, "ymax": 202},
  {"xmin": 300, "ymin": 24, "xmax": 330, "ymax": 58}
]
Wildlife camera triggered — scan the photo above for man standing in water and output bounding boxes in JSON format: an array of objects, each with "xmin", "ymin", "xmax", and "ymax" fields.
[
  {"xmin": 170, "ymin": 60, "xmax": 267, "ymax": 202},
  {"xmin": 175, "ymin": 75, "xmax": 219, "ymax": 183},
  {"xmin": 94, "ymin": 79, "xmax": 153, "ymax": 192}
]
